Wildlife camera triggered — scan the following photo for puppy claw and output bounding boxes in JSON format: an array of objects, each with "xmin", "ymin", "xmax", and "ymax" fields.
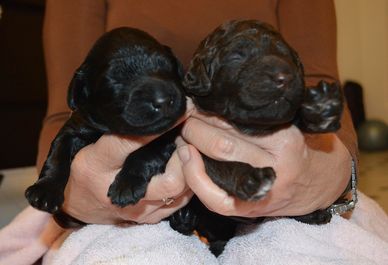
[{"xmin": 25, "ymin": 182, "xmax": 64, "ymax": 213}]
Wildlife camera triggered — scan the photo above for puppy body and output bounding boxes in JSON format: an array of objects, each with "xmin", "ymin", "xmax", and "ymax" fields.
[
  {"xmin": 170, "ymin": 20, "xmax": 343, "ymax": 255},
  {"xmin": 26, "ymin": 27, "xmax": 186, "ymax": 216}
]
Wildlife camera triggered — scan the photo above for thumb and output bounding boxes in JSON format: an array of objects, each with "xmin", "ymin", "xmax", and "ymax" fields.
[
  {"xmin": 177, "ymin": 144, "xmax": 235, "ymax": 214},
  {"xmin": 78, "ymin": 101, "xmax": 194, "ymax": 171},
  {"xmin": 83, "ymin": 134, "xmax": 159, "ymax": 170}
]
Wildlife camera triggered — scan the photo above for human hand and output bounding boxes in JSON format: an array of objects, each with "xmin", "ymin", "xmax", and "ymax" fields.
[
  {"xmin": 177, "ymin": 111, "xmax": 352, "ymax": 218},
  {"xmin": 61, "ymin": 137, "xmax": 192, "ymax": 225},
  {"xmin": 57, "ymin": 101, "xmax": 195, "ymax": 225}
]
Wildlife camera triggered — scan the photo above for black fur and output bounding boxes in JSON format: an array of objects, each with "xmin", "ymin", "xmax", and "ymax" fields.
[
  {"xmin": 25, "ymin": 27, "xmax": 186, "ymax": 215},
  {"xmin": 170, "ymin": 20, "xmax": 343, "ymax": 255}
]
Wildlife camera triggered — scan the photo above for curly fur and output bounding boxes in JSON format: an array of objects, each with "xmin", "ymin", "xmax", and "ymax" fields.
[{"xmin": 170, "ymin": 20, "xmax": 344, "ymax": 256}]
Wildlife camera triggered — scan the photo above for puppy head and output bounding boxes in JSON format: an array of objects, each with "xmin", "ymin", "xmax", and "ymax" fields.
[
  {"xmin": 68, "ymin": 27, "xmax": 186, "ymax": 135},
  {"xmin": 184, "ymin": 20, "xmax": 305, "ymax": 134}
]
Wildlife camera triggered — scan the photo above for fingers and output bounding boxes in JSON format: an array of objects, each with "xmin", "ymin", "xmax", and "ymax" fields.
[
  {"xmin": 178, "ymin": 144, "xmax": 239, "ymax": 215},
  {"xmin": 185, "ymin": 96, "xmax": 195, "ymax": 114},
  {"xmin": 177, "ymin": 144, "xmax": 288, "ymax": 217},
  {"xmin": 88, "ymin": 135, "xmax": 159, "ymax": 170},
  {"xmin": 144, "ymin": 151, "xmax": 188, "ymax": 200},
  {"xmin": 62, "ymin": 98, "xmax": 195, "ymax": 225},
  {"xmin": 125, "ymin": 150, "xmax": 192, "ymax": 223},
  {"xmin": 138, "ymin": 189, "xmax": 194, "ymax": 224},
  {"xmin": 182, "ymin": 118, "xmax": 274, "ymax": 168},
  {"xmin": 190, "ymin": 110, "xmax": 233, "ymax": 130},
  {"xmin": 75, "ymin": 97, "xmax": 195, "ymax": 172}
]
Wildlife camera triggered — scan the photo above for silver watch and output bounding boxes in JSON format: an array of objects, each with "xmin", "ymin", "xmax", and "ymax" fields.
[{"xmin": 327, "ymin": 160, "xmax": 358, "ymax": 215}]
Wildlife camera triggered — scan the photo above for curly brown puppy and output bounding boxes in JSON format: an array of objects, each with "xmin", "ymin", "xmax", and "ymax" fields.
[
  {"xmin": 169, "ymin": 20, "xmax": 343, "ymax": 256},
  {"xmin": 25, "ymin": 27, "xmax": 186, "ymax": 217}
]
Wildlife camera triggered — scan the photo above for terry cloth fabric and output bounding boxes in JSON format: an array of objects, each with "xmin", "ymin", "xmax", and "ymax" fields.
[
  {"xmin": 42, "ymin": 192, "xmax": 388, "ymax": 265},
  {"xmin": 1, "ymin": 191, "xmax": 387, "ymax": 265},
  {"xmin": 218, "ymin": 192, "xmax": 388, "ymax": 265},
  {"xmin": 43, "ymin": 221, "xmax": 218, "ymax": 265}
]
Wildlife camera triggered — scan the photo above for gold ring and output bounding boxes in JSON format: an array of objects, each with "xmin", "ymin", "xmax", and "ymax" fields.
[{"xmin": 162, "ymin": 197, "xmax": 175, "ymax": 206}]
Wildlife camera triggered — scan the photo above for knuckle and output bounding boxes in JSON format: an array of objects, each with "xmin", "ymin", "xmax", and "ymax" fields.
[
  {"xmin": 116, "ymin": 137, "xmax": 139, "ymax": 155},
  {"xmin": 278, "ymin": 128, "xmax": 304, "ymax": 150},
  {"xmin": 212, "ymin": 196, "xmax": 235, "ymax": 216},
  {"xmin": 160, "ymin": 172, "xmax": 186, "ymax": 196},
  {"xmin": 70, "ymin": 152, "xmax": 92, "ymax": 179},
  {"xmin": 182, "ymin": 118, "xmax": 195, "ymax": 140},
  {"xmin": 208, "ymin": 134, "xmax": 235, "ymax": 159}
]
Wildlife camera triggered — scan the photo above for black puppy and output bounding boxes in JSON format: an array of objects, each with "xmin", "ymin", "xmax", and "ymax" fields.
[
  {"xmin": 169, "ymin": 20, "xmax": 343, "ymax": 255},
  {"xmin": 25, "ymin": 27, "xmax": 186, "ymax": 216}
]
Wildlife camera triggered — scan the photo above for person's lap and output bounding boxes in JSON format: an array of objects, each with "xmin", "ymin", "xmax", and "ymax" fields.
[{"xmin": 43, "ymin": 192, "xmax": 388, "ymax": 265}]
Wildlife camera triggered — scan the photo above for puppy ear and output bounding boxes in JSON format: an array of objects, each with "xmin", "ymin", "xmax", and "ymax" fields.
[
  {"xmin": 290, "ymin": 49, "xmax": 305, "ymax": 76},
  {"xmin": 184, "ymin": 25, "xmax": 226, "ymax": 96},
  {"xmin": 67, "ymin": 65, "xmax": 88, "ymax": 111},
  {"xmin": 163, "ymin": 45, "xmax": 185, "ymax": 79},
  {"xmin": 176, "ymin": 60, "xmax": 185, "ymax": 79},
  {"xmin": 183, "ymin": 54, "xmax": 215, "ymax": 96},
  {"xmin": 183, "ymin": 55, "xmax": 211, "ymax": 96}
]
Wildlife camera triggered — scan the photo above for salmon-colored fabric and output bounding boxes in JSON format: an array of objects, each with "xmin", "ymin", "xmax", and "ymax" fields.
[{"xmin": 40, "ymin": 0, "xmax": 357, "ymax": 166}]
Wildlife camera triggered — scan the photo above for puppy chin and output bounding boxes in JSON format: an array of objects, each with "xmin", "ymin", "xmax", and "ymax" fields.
[
  {"xmin": 221, "ymin": 101, "xmax": 298, "ymax": 135},
  {"xmin": 131, "ymin": 118, "xmax": 180, "ymax": 135},
  {"xmin": 117, "ymin": 103, "xmax": 186, "ymax": 135}
]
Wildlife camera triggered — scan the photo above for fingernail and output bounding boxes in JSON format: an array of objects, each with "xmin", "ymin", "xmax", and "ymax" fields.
[{"xmin": 178, "ymin": 146, "xmax": 190, "ymax": 164}]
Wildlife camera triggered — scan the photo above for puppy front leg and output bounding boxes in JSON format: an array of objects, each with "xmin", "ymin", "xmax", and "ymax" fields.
[
  {"xmin": 169, "ymin": 195, "xmax": 239, "ymax": 256},
  {"xmin": 25, "ymin": 116, "xmax": 100, "ymax": 213},
  {"xmin": 298, "ymin": 81, "xmax": 344, "ymax": 133},
  {"xmin": 108, "ymin": 128, "xmax": 179, "ymax": 207},
  {"xmin": 202, "ymin": 155, "xmax": 275, "ymax": 201}
]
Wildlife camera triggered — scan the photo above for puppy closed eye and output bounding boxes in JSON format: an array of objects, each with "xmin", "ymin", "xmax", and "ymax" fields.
[{"xmin": 222, "ymin": 50, "xmax": 247, "ymax": 63}]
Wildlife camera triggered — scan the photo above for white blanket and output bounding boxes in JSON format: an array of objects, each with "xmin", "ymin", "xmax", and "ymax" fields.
[{"xmin": 42, "ymin": 192, "xmax": 388, "ymax": 265}]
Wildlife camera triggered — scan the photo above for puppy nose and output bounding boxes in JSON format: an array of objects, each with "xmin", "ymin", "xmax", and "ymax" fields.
[
  {"xmin": 151, "ymin": 95, "xmax": 174, "ymax": 113},
  {"xmin": 275, "ymin": 73, "xmax": 292, "ymax": 89}
]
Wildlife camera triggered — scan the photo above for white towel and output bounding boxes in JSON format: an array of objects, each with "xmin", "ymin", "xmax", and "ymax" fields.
[
  {"xmin": 44, "ymin": 221, "xmax": 218, "ymax": 265},
  {"xmin": 42, "ymin": 192, "xmax": 388, "ymax": 265},
  {"xmin": 219, "ymin": 192, "xmax": 388, "ymax": 265}
]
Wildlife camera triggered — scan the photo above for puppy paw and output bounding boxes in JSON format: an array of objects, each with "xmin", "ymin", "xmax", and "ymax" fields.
[
  {"xmin": 25, "ymin": 181, "xmax": 64, "ymax": 213},
  {"xmin": 169, "ymin": 207, "xmax": 199, "ymax": 235},
  {"xmin": 209, "ymin": 240, "xmax": 228, "ymax": 257},
  {"xmin": 292, "ymin": 209, "xmax": 332, "ymax": 225},
  {"xmin": 235, "ymin": 167, "xmax": 276, "ymax": 201},
  {"xmin": 107, "ymin": 173, "xmax": 148, "ymax": 207},
  {"xmin": 300, "ymin": 81, "xmax": 343, "ymax": 133}
]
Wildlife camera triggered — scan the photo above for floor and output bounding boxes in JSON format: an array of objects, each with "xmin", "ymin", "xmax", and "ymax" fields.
[
  {"xmin": 358, "ymin": 150, "xmax": 388, "ymax": 211},
  {"xmin": 1, "ymin": 151, "xmax": 388, "ymax": 228},
  {"xmin": 0, "ymin": 167, "xmax": 37, "ymax": 228}
]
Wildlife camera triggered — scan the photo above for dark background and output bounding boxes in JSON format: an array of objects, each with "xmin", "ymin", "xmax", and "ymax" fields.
[{"xmin": 0, "ymin": 0, "xmax": 47, "ymax": 169}]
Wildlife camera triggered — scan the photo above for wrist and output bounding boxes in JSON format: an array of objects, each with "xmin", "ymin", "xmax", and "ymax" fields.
[
  {"xmin": 327, "ymin": 159, "xmax": 358, "ymax": 216},
  {"xmin": 37, "ymin": 112, "xmax": 71, "ymax": 169}
]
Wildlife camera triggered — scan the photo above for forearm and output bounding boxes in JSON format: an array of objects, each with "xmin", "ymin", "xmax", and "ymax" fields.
[
  {"xmin": 43, "ymin": 0, "xmax": 106, "ymax": 116},
  {"xmin": 277, "ymin": 0, "xmax": 358, "ymax": 173},
  {"xmin": 39, "ymin": 0, "xmax": 107, "ymax": 167},
  {"xmin": 37, "ymin": 115, "xmax": 68, "ymax": 170}
]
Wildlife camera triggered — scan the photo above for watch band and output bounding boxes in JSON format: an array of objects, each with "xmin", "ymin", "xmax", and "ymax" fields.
[{"xmin": 327, "ymin": 159, "xmax": 358, "ymax": 215}]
